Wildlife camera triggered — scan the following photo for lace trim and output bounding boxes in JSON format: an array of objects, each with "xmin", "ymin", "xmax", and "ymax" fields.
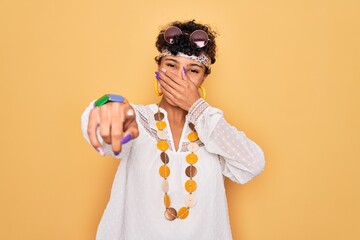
[{"xmin": 188, "ymin": 98, "xmax": 210, "ymax": 124}]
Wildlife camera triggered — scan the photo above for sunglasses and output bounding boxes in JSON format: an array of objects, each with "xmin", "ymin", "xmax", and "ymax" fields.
[{"xmin": 163, "ymin": 26, "xmax": 210, "ymax": 48}]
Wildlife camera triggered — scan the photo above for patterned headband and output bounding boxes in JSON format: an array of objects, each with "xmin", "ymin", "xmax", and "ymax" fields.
[{"xmin": 159, "ymin": 49, "xmax": 211, "ymax": 69}]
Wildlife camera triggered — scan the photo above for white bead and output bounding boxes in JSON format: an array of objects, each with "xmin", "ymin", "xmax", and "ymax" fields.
[
  {"xmin": 162, "ymin": 180, "xmax": 169, "ymax": 193},
  {"xmin": 185, "ymin": 194, "xmax": 197, "ymax": 207},
  {"xmin": 187, "ymin": 142, "xmax": 199, "ymax": 152},
  {"xmin": 157, "ymin": 130, "xmax": 166, "ymax": 140}
]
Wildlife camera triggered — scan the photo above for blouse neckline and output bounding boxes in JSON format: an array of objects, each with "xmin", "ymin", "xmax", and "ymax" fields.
[{"xmin": 148, "ymin": 103, "xmax": 191, "ymax": 153}]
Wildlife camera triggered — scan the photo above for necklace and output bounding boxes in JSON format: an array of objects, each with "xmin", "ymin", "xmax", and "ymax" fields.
[{"xmin": 154, "ymin": 105, "xmax": 199, "ymax": 221}]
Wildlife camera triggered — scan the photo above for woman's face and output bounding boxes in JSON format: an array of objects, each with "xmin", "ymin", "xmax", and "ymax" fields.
[{"xmin": 159, "ymin": 55, "xmax": 208, "ymax": 88}]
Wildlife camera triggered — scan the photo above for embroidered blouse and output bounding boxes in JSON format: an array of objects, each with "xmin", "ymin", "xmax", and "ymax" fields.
[{"xmin": 81, "ymin": 98, "xmax": 265, "ymax": 240}]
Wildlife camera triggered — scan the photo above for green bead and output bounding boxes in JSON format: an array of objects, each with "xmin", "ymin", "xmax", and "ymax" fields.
[{"xmin": 94, "ymin": 94, "xmax": 110, "ymax": 107}]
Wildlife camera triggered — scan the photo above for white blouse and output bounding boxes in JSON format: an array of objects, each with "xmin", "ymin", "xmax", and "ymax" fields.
[{"xmin": 81, "ymin": 98, "xmax": 265, "ymax": 240}]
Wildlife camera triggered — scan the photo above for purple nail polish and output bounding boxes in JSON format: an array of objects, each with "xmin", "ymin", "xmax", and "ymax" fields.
[
  {"xmin": 114, "ymin": 152, "xmax": 120, "ymax": 156},
  {"xmin": 121, "ymin": 134, "xmax": 133, "ymax": 144},
  {"xmin": 183, "ymin": 67, "xmax": 186, "ymax": 74},
  {"xmin": 155, "ymin": 72, "xmax": 160, "ymax": 81}
]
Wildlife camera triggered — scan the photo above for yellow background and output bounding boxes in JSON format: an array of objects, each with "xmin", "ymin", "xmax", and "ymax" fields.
[{"xmin": 1, "ymin": 0, "xmax": 359, "ymax": 239}]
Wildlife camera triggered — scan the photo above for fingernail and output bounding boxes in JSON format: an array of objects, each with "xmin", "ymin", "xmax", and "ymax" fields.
[
  {"xmin": 121, "ymin": 134, "xmax": 133, "ymax": 144},
  {"xmin": 155, "ymin": 72, "xmax": 161, "ymax": 81},
  {"xmin": 161, "ymin": 68, "xmax": 167, "ymax": 73},
  {"xmin": 114, "ymin": 152, "xmax": 120, "ymax": 156},
  {"xmin": 97, "ymin": 148, "xmax": 104, "ymax": 156},
  {"xmin": 183, "ymin": 67, "xmax": 186, "ymax": 74}
]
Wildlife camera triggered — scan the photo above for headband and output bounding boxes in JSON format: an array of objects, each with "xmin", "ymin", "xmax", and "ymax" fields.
[{"xmin": 159, "ymin": 49, "xmax": 211, "ymax": 69}]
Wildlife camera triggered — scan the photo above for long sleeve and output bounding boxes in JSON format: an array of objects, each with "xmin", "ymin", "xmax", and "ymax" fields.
[
  {"xmin": 188, "ymin": 98, "xmax": 266, "ymax": 184},
  {"xmin": 80, "ymin": 100, "xmax": 133, "ymax": 159}
]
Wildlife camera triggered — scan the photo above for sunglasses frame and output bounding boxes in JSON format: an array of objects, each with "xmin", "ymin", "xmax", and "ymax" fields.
[{"xmin": 163, "ymin": 26, "xmax": 210, "ymax": 48}]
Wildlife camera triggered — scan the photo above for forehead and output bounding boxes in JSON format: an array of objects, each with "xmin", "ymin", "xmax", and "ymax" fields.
[{"xmin": 163, "ymin": 55, "xmax": 205, "ymax": 69}]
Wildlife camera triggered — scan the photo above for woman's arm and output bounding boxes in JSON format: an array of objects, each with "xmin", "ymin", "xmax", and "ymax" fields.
[{"xmin": 188, "ymin": 98, "xmax": 266, "ymax": 184}]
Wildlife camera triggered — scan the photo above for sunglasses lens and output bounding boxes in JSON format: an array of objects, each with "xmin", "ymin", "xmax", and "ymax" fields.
[
  {"xmin": 190, "ymin": 30, "xmax": 209, "ymax": 48},
  {"xmin": 164, "ymin": 26, "xmax": 182, "ymax": 44}
]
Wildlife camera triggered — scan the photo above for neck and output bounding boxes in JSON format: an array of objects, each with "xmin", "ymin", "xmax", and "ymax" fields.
[{"xmin": 158, "ymin": 98, "xmax": 187, "ymax": 125}]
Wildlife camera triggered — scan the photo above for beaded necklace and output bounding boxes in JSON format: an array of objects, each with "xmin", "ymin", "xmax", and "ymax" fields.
[{"xmin": 154, "ymin": 105, "xmax": 199, "ymax": 221}]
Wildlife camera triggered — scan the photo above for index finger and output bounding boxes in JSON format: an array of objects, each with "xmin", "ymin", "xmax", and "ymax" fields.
[
  {"xmin": 181, "ymin": 66, "xmax": 192, "ymax": 82},
  {"xmin": 111, "ymin": 104, "xmax": 136, "ymax": 155}
]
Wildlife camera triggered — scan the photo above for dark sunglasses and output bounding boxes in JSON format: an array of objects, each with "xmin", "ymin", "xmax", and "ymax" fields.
[{"xmin": 163, "ymin": 26, "xmax": 210, "ymax": 48}]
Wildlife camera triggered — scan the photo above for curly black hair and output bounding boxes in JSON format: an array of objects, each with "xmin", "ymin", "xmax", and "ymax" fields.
[{"xmin": 154, "ymin": 20, "xmax": 218, "ymax": 74}]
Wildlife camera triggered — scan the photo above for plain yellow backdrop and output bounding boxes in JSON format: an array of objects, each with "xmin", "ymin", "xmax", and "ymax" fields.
[{"xmin": 1, "ymin": 0, "xmax": 359, "ymax": 239}]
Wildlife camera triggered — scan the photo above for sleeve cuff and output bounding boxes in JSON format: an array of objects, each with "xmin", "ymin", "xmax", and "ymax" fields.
[{"xmin": 188, "ymin": 98, "xmax": 210, "ymax": 124}]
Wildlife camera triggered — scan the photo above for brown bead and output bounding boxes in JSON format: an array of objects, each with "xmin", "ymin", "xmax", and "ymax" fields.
[
  {"xmin": 185, "ymin": 165, "xmax": 197, "ymax": 178},
  {"xmin": 160, "ymin": 152, "xmax": 169, "ymax": 164},
  {"xmin": 188, "ymin": 122, "xmax": 196, "ymax": 132},
  {"xmin": 154, "ymin": 112, "xmax": 164, "ymax": 121},
  {"xmin": 164, "ymin": 208, "xmax": 177, "ymax": 221}
]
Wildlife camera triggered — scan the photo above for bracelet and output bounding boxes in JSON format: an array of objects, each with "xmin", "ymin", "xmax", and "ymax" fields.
[{"xmin": 94, "ymin": 94, "xmax": 128, "ymax": 107}]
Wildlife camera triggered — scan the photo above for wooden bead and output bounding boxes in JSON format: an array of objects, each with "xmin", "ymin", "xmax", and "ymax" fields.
[
  {"xmin": 160, "ymin": 152, "xmax": 169, "ymax": 164},
  {"xmin": 164, "ymin": 208, "xmax": 177, "ymax": 221},
  {"xmin": 188, "ymin": 122, "xmax": 196, "ymax": 131},
  {"xmin": 154, "ymin": 112, "xmax": 164, "ymax": 121},
  {"xmin": 185, "ymin": 165, "xmax": 197, "ymax": 177}
]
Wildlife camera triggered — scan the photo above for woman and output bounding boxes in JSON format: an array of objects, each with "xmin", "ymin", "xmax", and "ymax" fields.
[{"xmin": 81, "ymin": 20, "xmax": 265, "ymax": 240}]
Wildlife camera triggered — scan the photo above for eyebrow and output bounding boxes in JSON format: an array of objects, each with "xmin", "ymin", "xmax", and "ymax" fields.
[{"xmin": 164, "ymin": 58, "xmax": 204, "ymax": 69}]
